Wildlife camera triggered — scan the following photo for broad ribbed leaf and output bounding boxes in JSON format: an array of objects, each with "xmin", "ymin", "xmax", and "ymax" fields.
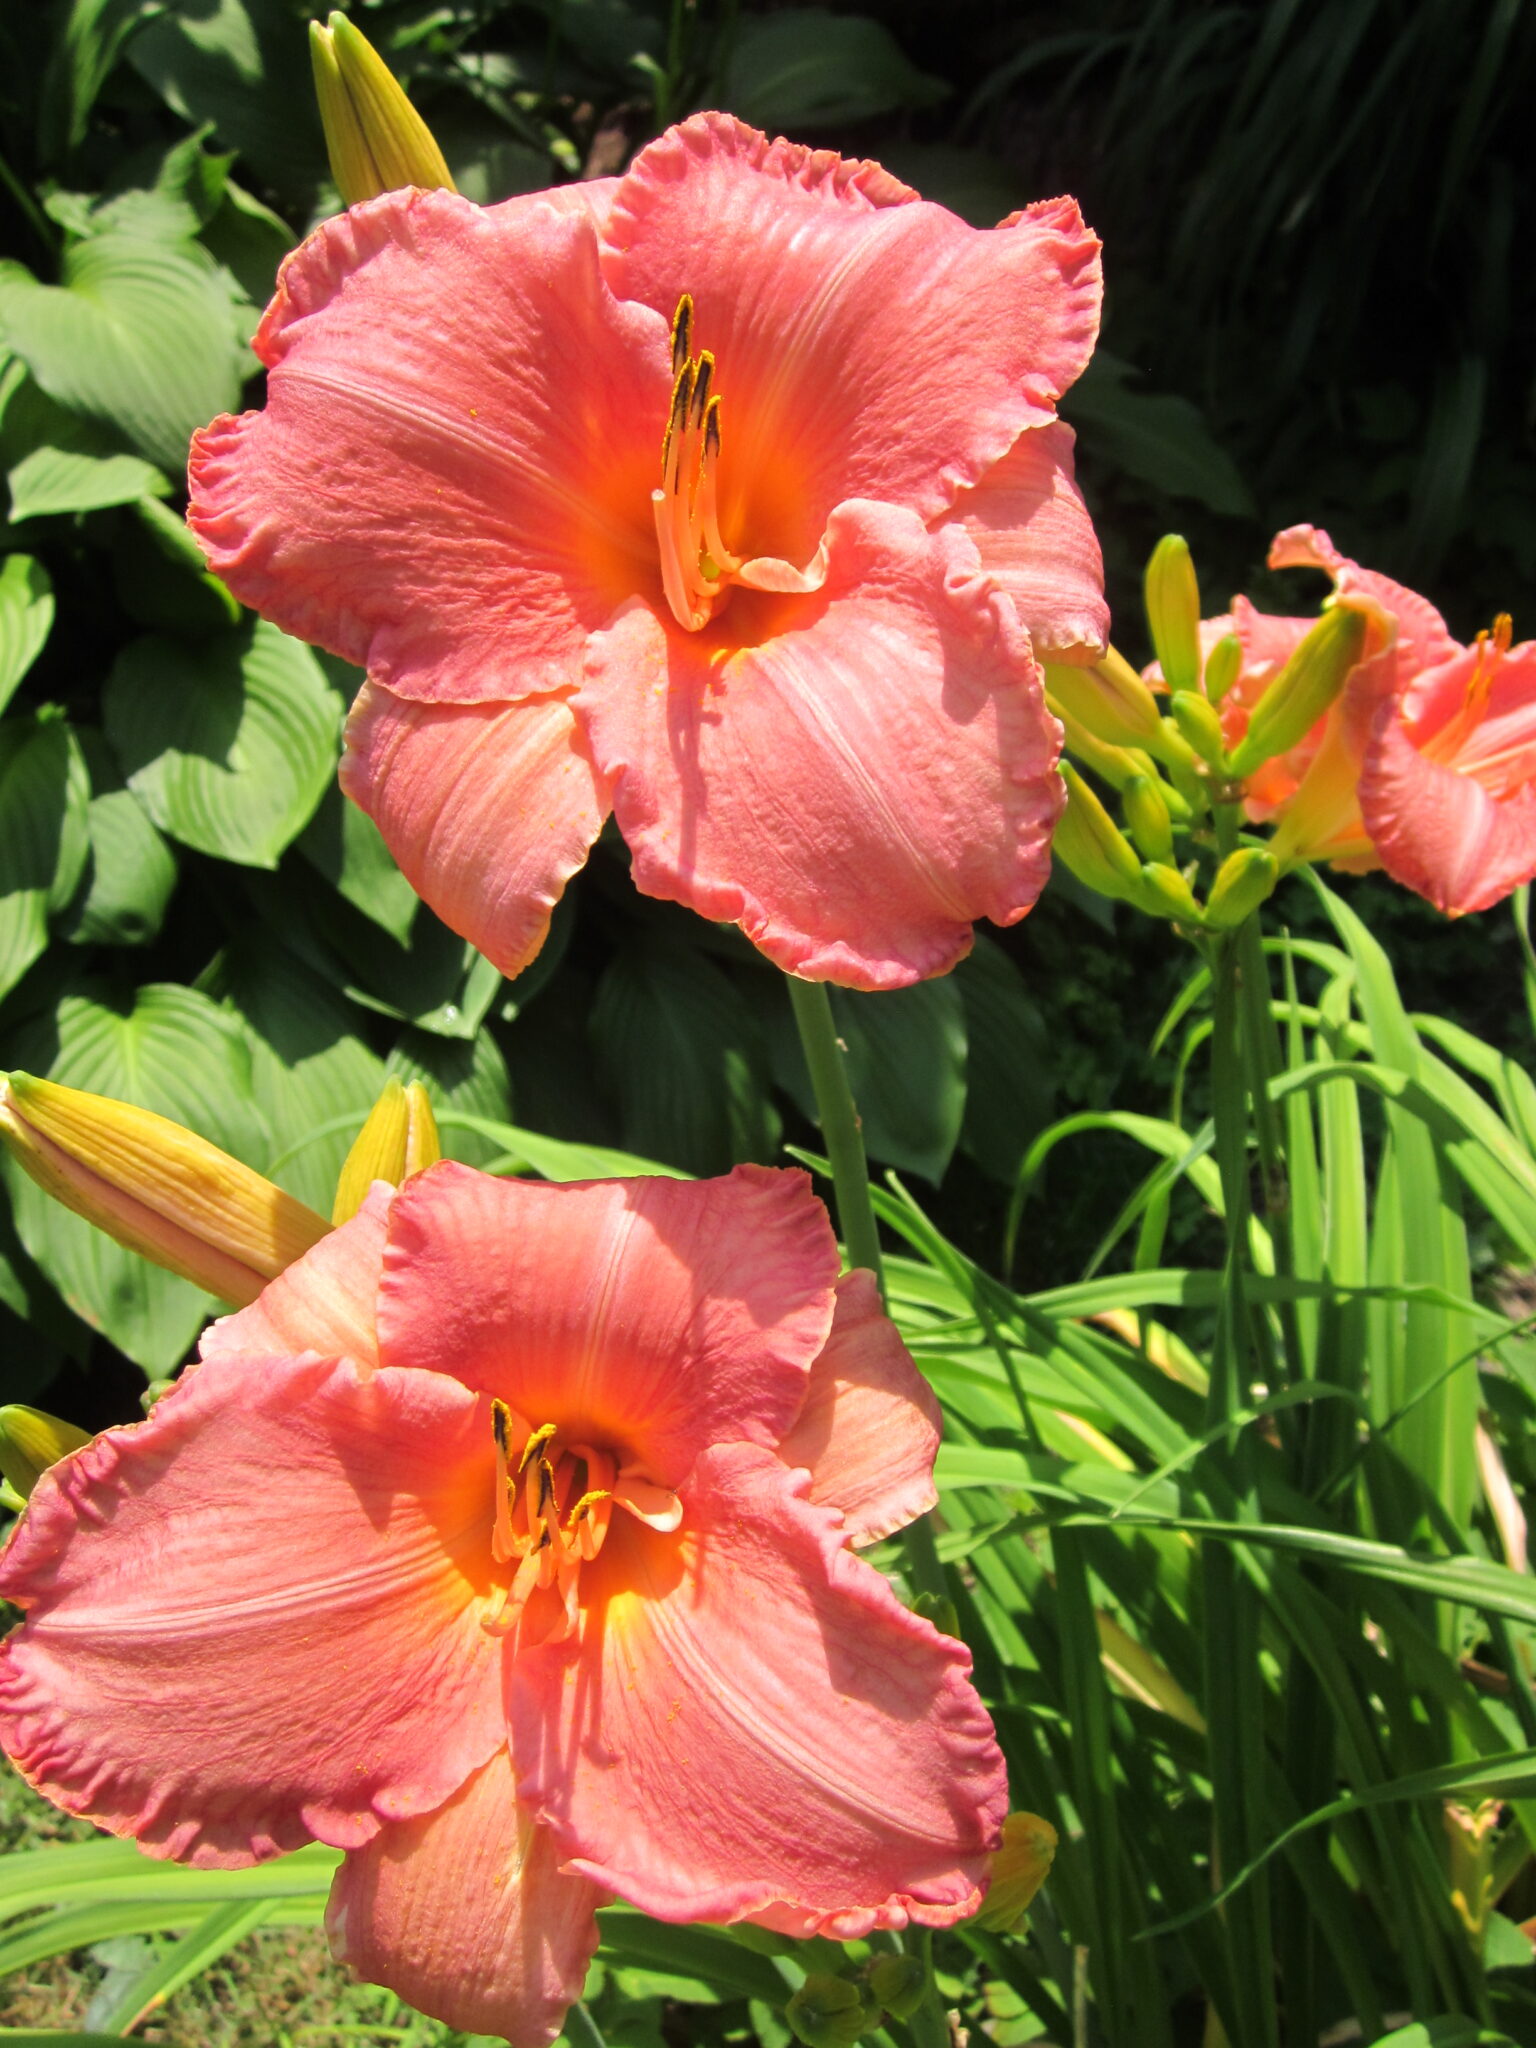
[
  {"xmin": 61, "ymin": 729, "xmax": 177, "ymax": 949},
  {"xmin": 297, "ymin": 781, "xmax": 418, "ymax": 942},
  {"xmin": 0, "ymin": 555, "xmax": 53, "ymax": 716},
  {"xmin": 103, "ymin": 621, "xmax": 342, "ymax": 869},
  {"xmin": 0, "ymin": 234, "xmax": 247, "ymax": 473},
  {"xmin": 2, "ymin": 371, "xmax": 169, "ymax": 519},
  {"xmin": 2, "ymin": 980, "xmax": 270, "ymax": 1374},
  {"xmin": 0, "ymin": 712, "xmax": 88, "ymax": 1002}
]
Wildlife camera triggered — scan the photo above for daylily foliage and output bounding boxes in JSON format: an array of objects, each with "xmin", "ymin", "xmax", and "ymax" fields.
[
  {"xmin": 0, "ymin": 1162, "xmax": 1006, "ymax": 2045},
  {"xmin": 188, "ymin": 112, "xmax": 1106, "ymax": 991}
]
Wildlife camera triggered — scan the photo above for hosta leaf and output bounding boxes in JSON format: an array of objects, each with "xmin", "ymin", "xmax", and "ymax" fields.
[
  {"xmin": 955, "ymin": 935, "xmax": 1057, "ymax": 1185},
  {"xmin": 110, "ymin": 496, "xmax": 240, "ymax": 637},
  {"xmin": 388, "ymin": 1023, "xmax": 513, "ymax": 1170},
  {"xmin": 722, "ymin": 10, "xmax": 947, "ymax": 128},
  {"xmin": 0, "ymin": 711, "xmax": 89, "ymax": 1003},
  {"xmin": 0, "ymin": 554, "xmax": 53, "ymax": 716},
  {"xmin": 204, "ymin": 929, "xmax": 384, "ymax": 1216},
  {"xmin": 104, "ymin": 620, "xmax": 342, "ymax": 869},
  {"xmin": 0, "ymin": 233, "xmax": 247, "ymax": 474},
  {"xmin": 297, "ymin": 781, "xmax": 419, "ymax": 943},
  {"xmin": 1, "ymin": 980, "xmax": 271, "ymax": 1375},
  {"xmin": 1, "ymin": 373, "xmax": 169, "ymax": 521},
  {"xmin": 59, "ymin": 731, "xmax": 178, "ymax": 949},
  {"xmin": 771, "ymin": 973, "xmax": 967, "ymax": 1183}
]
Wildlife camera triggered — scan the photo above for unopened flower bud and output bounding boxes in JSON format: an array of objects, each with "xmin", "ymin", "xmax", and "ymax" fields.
[
  {"xmin": 1204, "ymin": 848, "xmax": 1279, "ymax": 930},
  {"xmin": 1053, "ymin": 763, "xmax": 1144, "ymax": 901},
  {"xmin": 1121, "ymin": 774, "xmax": 1175, "ymax": 864},
  {"xmin": 867, "ymin": 1954, "xmax": 927, "ymax": 2021},
  {"xmin": 974, "ymin": 1812, "xmax": 1059, "ymax": 1933},
  {"xmin": 1226, "ymin": 605, "xmax": 1368, "ymax": 780},
  {"xmin": 0, "ymin": 1404, "xmax": 91, "ymax": 1502},
  {"xmin": 1204, "ymin": 632, "xmax": 1242, "ymax": 706},
  {"xmin": 786, "ymin": 1973, "xmax": 872, "ymax": 2048},
  {"xmin": 0, "ymin": 1073, "xmax": 330, "ymax": 1307},
  {"xmin": 1134, "ymin": 861, "xmax": 1202, "ymax": 924},
  {"xmin": 310, "ymin": 11, "xmax": 456, "ymax": 208},
  {"xmin": 911, "ymin": 1589, "xmax": 959, "ymax": 1638},
  {"xmin": 1168, "ymin": 690, "xmax": 1226, "ymax": 771},
  {"xmin": 1144, "ymin": 535, "xmax": 1202, "ymax": 696},
  {"xmin": 1044, "ymin": 654, "xmax": 1164, "ymax": 753},
  {"xmin": 333, "ymin": 1077, "xmax": 442, "ymax": 1224}
]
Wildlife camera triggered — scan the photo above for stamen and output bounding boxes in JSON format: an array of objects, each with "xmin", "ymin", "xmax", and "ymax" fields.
[
  {"xmin": 517, "ymin": 1421, "xmax": 556, "ymax": 1474},
  {"xmin": 670, "ymin": 294, "xmax": 693, "ymax": 376}
]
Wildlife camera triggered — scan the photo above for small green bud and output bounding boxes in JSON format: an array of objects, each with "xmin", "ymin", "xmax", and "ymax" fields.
[
  {"xmin": 911, "ymin": 1589, "xmax": 959, "ymax": 1638},
  {"xmin": 1168, "ymin": 690, "xmax": 1226, "ymax": 771},
  {"xmin": 1053, "ymin": 763, "xmax": 1144, "ymax": 901},
  {"xmin": 1044, "ymin": 654, "xmax": 1164, "ymax": 752},
  {"xmin": 0, "ymin": 1404, "xmax": 92, "ymax": 1501},
  {"xmin": 1204, "ymin": 848, "xmax": 1279, "ymax": 930},
  {"xmin": 867, "ymin": 1954, "xmax": 927, "ymax": 2021},
  {"xmin": 1204, "ymin": 632, "xmax": 1242, "ymax": 706},
  {"xmin": 1226, "ymin": 605, "xmax": 1368, "ymax": 780},
  {"xmin": 1046, "ymin": 689, "xmax": 1154, "ymax": 793},
  {"xmin": 1134, "ymin": 861, "xmax": 1202, "ymax": 923},
  {"xmin": 1121, "ymin": 774, "xmax": 1175, "ymax": 864},
  {"xmin": 1144, "ymin": 535, "xmax": 1202, "ymax": 696},
  {"xmin": 786, "ymin": 1973, "xmax": 872, "ymax": 2048},
  {"xmin": 311, "ymin": 12, "xmax": 457, "ymax": 207}
]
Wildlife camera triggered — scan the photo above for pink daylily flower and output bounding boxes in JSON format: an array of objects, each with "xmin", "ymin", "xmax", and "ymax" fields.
[
  {"xmin": 187, "ymin": 112, "xmax": 1106, "ymax": 991},
  {"xmin": 1185, "ymin": 526, "xmax": 1536, "ymax": 911},
  {"xmin": 0, "ymin": 1163, "xmax": 1006, "ymax": 2045}
]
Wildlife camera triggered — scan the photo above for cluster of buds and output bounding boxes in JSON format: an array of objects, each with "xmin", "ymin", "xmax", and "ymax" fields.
[{"xmin": 1047, "ymin": 535, "xmax": 1366, "ymax": 936}]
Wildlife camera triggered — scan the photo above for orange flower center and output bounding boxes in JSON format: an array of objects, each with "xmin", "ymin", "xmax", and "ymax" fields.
[
  {"xmin": 651, "ymin": 294, "xmax": 742, "ymax": 632},
  {"xmin": 1421, "ymin": 611, "xmax": 1514, "ymax": 769},
  {"xmin": 483, "ymin": 1403, "xmax": 680, "ymax": 1643}
]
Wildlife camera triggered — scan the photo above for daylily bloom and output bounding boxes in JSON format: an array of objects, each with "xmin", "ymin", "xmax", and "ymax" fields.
[
  {"xmin": 1205, "ymin": 527, "xmax": 1536, "ymax": 911},
  {"xmin": 0, "ymin": 1162, "xmax": 1006, "ymax": 2044},
  {"xmin": 188, "ymin": 112, "xmax": 1106, "ymax": 991}
]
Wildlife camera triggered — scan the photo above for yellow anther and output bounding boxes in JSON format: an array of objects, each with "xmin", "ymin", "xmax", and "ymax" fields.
[
  {"xmin": 565, "ymin": 1488, "xmax": 611, "ymax": 1530},
  {"xmin": 1493, "ymin": 612, "xmax": 1514, "ymax": 657},
  {"xmin": 518, "ymin": 1421, "xmax": 557, "ymax": 1474},
  {"xmin": 670, "ymin": 293, "xmax": 693, "ymax": 375},
  {"xmin": 491, "ymin": 1399, "xmax": 513, "ymax": 1459}
]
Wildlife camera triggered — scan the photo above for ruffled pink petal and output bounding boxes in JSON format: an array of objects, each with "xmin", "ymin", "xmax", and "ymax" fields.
[
  {"xmin": 1268, "ymin": 524, "xmax": 1460, "ymax": 678},
  {"xmin": 376, "ymin": 1161, "xmax": 839, "ymax": 1485},
  {"xmin": 510, "ymin": 1442, "xmax": 1005, "ymax": 1934},
  {"xmin": 777, "ymin": 1270, "xmax": 939, "ymax": 1546},
  {"xmin": 341, "ymin": 684, "xmax": 609, "ymax": 979},
  {"xmin": 199, "ymin": 1185, "xmax": 387, "ymax": 1372},
  {"xmin": 327, "ymin": 1750, "xmax": 604, "ymax": 2046},
  {"xmin": 940, "ymin": 422, "xmax": 1107, "ymax": 660},
  {"xmin": 577, "ymin": 500, "xmax": 1063, "ymax": 991},
  {"xmin": 601, "ymin": 113, "xmax": 1101, "ymax": 569},
  {"xmin": 189, "ymin": 188, "xmax": 671, "ymax": 704},
  {"xmin": 1360, "ymin": 651, "xmax": 1536, "ymax": 915},
  {"xmin": 0, "ymin": 1354, "xmax": 504, "ymax": 1866}
]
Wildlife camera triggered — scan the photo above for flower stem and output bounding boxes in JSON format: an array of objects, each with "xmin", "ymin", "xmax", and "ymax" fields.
[
  {"xmin": 784, "ymin": 976, "xmax": 884, "ymax": 1291},
  {"xmin": 566, "ymin": 2001, "xmax": 608, "ymax": 2048}
]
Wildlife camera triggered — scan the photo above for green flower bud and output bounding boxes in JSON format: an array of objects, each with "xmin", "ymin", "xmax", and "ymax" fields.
[
  {"xmin": 0, "ymin": 1404, "xmax": 92, "ymax": 1502},
  {"xmin": 1204, "ymin": 848, "xmax": 1279, "ymax": 930},
  {"xmin": 310, "ymin": 11, "xmax": 456, "ymax": 207},
  {"xmin": 1168, "ymin": 689, "xmax": 1226, "ymax": 771},
  {"xmin": 1203, "ymin": 632, "xmax": 1242, "ymax": 706},
  {"xmin": 1143, "ymin": 535, "xmax": 1202, "ymax": 696},
  {"xmin": 867, "ymin": 1954, "xmax": 928, "ymax": 2021},
  {"xmin": 786, "ymin": 1973, "xmax": 872, "ymax": 2048},
  {"xmin": 1044, "ymin": 654, "xmax": 1164, "ymax": 752},
  {"xmin": 975, "ymin": 1813, "xmax": 1059, "ymax": 1933},
  {"xmin": 1134, "ymin": 861, "xmax": 1202, "ymax": 924},
  {"xmin": 1121, "ymin": 773, "xmax": 1175, "ymax": 864},
  {"xmin": 1053, "ymin": 763, "xmax": 1144, "ymax": 901},
  {"xmin": 1226, "ymin": 605, "xmax": 1368, "ymax": 780},
  {"xmin": 911, "ymin": 1589, "xmax": 959, "ymax": 1637}
]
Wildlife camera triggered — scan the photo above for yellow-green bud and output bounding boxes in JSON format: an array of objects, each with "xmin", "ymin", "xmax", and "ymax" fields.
[
  {"xmin": 1134, "ymin": 861, "xmax": 1202, "ymax": 923},
  {"xmin": 1168, "ymin": 689, "xmax": 1226, "ymax": 771},
  {"xmin": 1046, "ymin": 688, "xmax": 1154, "ymax": 793},
  {"xmin": 1053, "ymin": 763, "xmax": 1144, "ymax": 902},
  {"xmin": 1204, "ymin": 632, "xmax": 1242, "ymax": 706},
  {"xmin": 0, "ymin": 1404, "xmax": 92, "ymax": 1501},
  {"xmin": 1121, "ymin": 774, "xmax": 1175, "ymax": 864},
  {"xmin": 1226, "ymin": 605, "xmax": 1368, "ymax": 780},
  {"xmin": 332, "ymin": 1077, "xmax": 441, "ymax": 1224},
  {"xmin": 0, "ymin": 1072, "xmax": 330, "ymax": 1307},
  {"xmin": 310, "ymin": 11, "xmax": 456, "ymax": 207},
  {"xmin": 867, "ymin": 1955, "xmax": 927, "ymax": 2020},
  {"xmin": 1143, "ymin": 536, "xmax": 1202, "ymax": 696},
  {"xmin": 1204, "ymin": 848, "xmax": 1279, "ymax": 930},
  {"xmin": 1044, "ymin": 654, "xmax": 1164, "ymax": 753},
  {"xmin": 975, "ymin": 1812, "xmax": 1059, "ymax": 1933},
  {"xmin": 911, "ymin": 1589, "xmax": 959, "ymax": 1637},
  {"xmin": 786, "ymin": 1973, "xmax": 872, "ymax": 2048}
]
